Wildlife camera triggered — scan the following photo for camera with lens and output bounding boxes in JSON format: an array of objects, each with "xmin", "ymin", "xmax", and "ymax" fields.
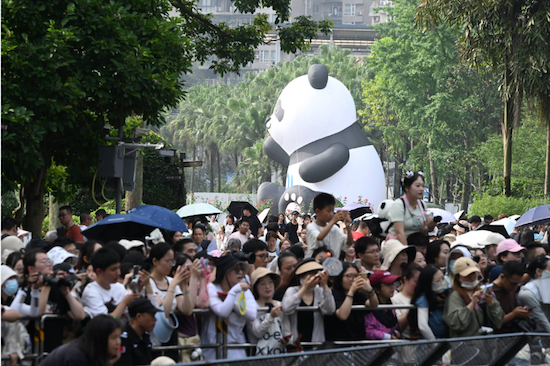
[
  {"xmin": 42, "ymin": 274, "xmax": 74, "ymax": 289},
  {"xmin": 231, "ymin": 250, "xmax": 255, "ymax": 264}
]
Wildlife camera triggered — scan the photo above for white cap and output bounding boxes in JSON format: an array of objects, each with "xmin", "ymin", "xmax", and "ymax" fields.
[{"xmin": 47, "ymin": 246, "xmax": 77, "ymax": 266}]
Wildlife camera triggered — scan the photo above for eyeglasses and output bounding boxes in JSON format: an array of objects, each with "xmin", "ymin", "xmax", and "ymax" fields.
[
  {"xmin": 164, "ymin": 259, "xmax": 176, "ymax": 265},
  {"xmin": 344, "ymin": 274, "xmax": 358, "ymax": 280},
  {"xmin": 364, "ymin": 250, "xmax": 380, "ymax": 255},
  {"xmin": 38, "ymin": 259, "xmax": 53, "ymax": 266}
]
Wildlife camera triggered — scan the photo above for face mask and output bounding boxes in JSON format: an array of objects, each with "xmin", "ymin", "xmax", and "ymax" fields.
[
  {"xmin": 461, "ymin": 279, "xmax": 479, "ymax": 289},
  {"xmin": 448, "ymin": 260, "xmax": 456, "ymax": 274},
  {"xmin": 432, "ymin": 282, "xmax": 447, "ymax": 294},
  {"xmin": 3, "ymin": 279, "xmax": 19, "ymax": 296}
]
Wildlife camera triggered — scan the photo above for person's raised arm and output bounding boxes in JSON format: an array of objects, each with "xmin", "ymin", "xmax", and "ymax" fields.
[{"xmin": 393, "ymin": 222, "xmax": 407, "ymax": 246}]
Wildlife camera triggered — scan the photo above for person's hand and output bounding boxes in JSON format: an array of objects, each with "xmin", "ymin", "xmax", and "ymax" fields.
[
  {"xmin": 343, "ymin": 211, "xmax": 351, "ymax": 226},
  {"xmin": 471, "ymin": 289, "xmax": 483, "ymax": 304},
  {"xmin": 348, "ymin": 277, "xmax": 362, "ymax": 295},
  {"xmin": 123, "ymin": 292, "xmax": 140, "ymax": 306},
  {"xmin": 123, "ymin": 272, "xmax": 133, "ymax": 286},
  {"xmin": 318, "ymin": 270, "xmax": 329, "ymax": 289},
  {"xmin": 482, "ymin": 291, "xmax": 495, "ymax": 306},
  {"xmin": 512, "ymin": 306, "xmax": 532, "ymax": 319},
  {"xmin": 358, "ymin": 277, "xmax": 373, "ymax": 293},
  {"xmin": 270, "ymin": 305, "xmax": 282, "ymax": 318},
  {"xmin": 75, "ymin": 272, "xmax": 87, "ymax": 282},
  {"xmin": 138, "ymin": 270, "xmax": 151, "ymax": 286},
  {"xmin": 30, "ymin": 273, "xmax": 45, "ymax": 290},
  {"xmin": 331, "ymin": 211, "xmax": 346, "ymax": 224},
  {"xmin": 171, "ymin": 265, "xmax": 186, "ymax": 286},
  {"xmin": 191, "ymin": 259, "xmax": 202, "ymax": 278},
  {"xmin": 239, "ymin": 283, "xmax": 251, "ymax": 292},
  {"xmin": 303, "ymin": 273, "xmax": 320, "ymax": 290}
]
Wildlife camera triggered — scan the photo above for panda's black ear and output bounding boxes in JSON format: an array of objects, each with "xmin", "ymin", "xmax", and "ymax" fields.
[{"xmin": 308, "ymin": 64, "xmax": 328, "ymax": 89}]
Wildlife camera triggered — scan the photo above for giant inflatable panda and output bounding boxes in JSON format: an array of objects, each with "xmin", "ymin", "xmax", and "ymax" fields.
[{"xmin": 257, "ymin": 64, "xmax": 387, "ymax": 214}]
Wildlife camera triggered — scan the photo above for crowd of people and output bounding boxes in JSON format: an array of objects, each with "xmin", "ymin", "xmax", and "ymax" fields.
[{"xmin": 1, "ymin": 172, "xmax": 550, "ymax": 366}]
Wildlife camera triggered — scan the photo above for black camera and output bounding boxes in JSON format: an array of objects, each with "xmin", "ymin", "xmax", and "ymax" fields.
[
  {"xmin": 232, "ymin": 250, "xmax": 255, "ymax": 265},
  {"xmin": 42, "ymin": 275, "xmax": 74, "ymax": 289}
]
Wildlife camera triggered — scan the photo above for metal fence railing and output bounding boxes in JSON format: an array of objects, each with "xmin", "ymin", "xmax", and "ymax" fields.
[{"xmin": 3, "ymin": 305, "xmax": 549, "ymax": 366}]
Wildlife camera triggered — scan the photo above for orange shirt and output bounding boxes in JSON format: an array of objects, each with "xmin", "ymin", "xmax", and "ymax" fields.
[{"xmin": 66, "ymin": 224, "xmax": 84, "ymax": 243}]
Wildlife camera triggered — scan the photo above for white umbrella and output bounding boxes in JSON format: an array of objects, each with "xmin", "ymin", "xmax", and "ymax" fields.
[
  {"xmin": 490, "ymin": 217, "xmax": 517, "ymax": 235},
  {"xmin": 176, "ymin": 203, "xmax": 221, "ymax": 218},
  {"xmin": 427, "ymin": 208, "xmax": 456, "ymax": 223},
  {"xmin": 257, "ymin": 208, "xmax": 271, "ymax": 223},
  {"xmin": 453, "ymin": 210, "xmax": 465, "ymax": 221},
  {"xmin": 453, "ymin": 230, "xmax": 506, "ymax": 249}
]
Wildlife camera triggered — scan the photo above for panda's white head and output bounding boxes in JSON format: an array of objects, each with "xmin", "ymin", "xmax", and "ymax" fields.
[
  {"xmin": 266, "ymin": 64, "xmax": 356, "ymax": 155},
  {"xmin": 377, "ymin": 199, "xmax": 395, "ymax": 219}
]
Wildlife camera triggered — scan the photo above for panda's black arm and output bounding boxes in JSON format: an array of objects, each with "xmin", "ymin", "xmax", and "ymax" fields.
[
  {"xmin": 298, "ymin": 143, "xmax": 349, "ymax": 183},
  {"xmin": 263, "ymin": 136, "xmax": 290, "ymax": 166}
]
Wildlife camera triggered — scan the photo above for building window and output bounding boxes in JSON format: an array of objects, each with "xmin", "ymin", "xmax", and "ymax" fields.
[
  {"xmin": 344, "ymin": 4, "xmax": 356, "ymax": 16},
  {"xmin": 307, "ymin": 0, "xmax": 311, "ymax": 8},
  {"xmin": 343, "ymin": 21, "xmax": 355, "ymax": 24},
  {"xmin": 271, "ymin": 50, "xmax": 276, "ymax": 62},
  {"xmin": 331, "ymin": 5, "xmax": 339, "ymax": 15},
  {"xmin": 260, "ymin": 50, "xmax": 270, "ymax": 63},
  {"xmin": 313, "ymin": 4, "xmax": 319, "ymax": 13}
]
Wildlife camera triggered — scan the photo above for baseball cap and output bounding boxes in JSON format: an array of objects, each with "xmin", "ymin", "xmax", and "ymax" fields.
[
  {"xmin": 369, "ymin": 270, "xmax": 400, "ymax": 286},
  {"xmin": 128, "ymin": 298, "xmax": 162, "ymax": 318},
  {"xmin": 292, "ymin": 211, "xmax": 299, "ymax": 215},
  {"xmin": 496, "ymin": 239, "xmax": 525, "ymax": 256},
  {"xmin": 453, "ymin": 257, "xmax": 480, "ymax": 277}
]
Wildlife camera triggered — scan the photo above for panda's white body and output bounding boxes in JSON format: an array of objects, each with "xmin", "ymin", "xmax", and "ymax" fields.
[
  {"xmin": 266, "ymin": 65, "xmax": 387, "ymax": 211},
  {"xmin": 285, "ymin": 145, "xmax": 386, "ymax": 207}
]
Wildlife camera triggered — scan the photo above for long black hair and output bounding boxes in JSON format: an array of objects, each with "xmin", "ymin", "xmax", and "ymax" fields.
[
  {"xmin": 78, "ymin": 315, "xmax": 121, "ymax": 366},
  {"xmin": 333, "ymin": 261, "xmax": 360, "ymax": 293},
  {"xmin": 407, "ymin": 264, "xmax": 442, "ymax": 335},
  {"xmin": 145, "ymin": 242, "xmax": 172, "ymax": 268},
  {"xmin": 425, "ymin": 240, "xmax": 449, "ymax": 266}
]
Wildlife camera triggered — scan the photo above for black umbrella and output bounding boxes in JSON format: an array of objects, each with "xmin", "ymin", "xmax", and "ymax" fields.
[
  {"xmin": 227, "ymin": 201, "xmax": 258, "ymax": 218},
  {"xmin": 477, "ymin": 224, "xmax": 510, "ymax": 239},
  {"xmin": 81, "ymin": 214, "xmax": 160, "ymax": 242}
]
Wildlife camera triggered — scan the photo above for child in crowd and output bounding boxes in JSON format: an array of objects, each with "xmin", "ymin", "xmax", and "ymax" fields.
[
  {"xmin": 306, "ymin": 193, "xmax": 353, "ymax": 259},
  {"xmin": 248, "ymin": 268, "xmax": 286, "ymax": 355}
]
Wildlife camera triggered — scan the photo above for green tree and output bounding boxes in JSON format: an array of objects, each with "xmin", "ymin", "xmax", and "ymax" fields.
[
  {"xmin": 2, "ymin": 0, "xmax": 190, "ymax": 235},
  {"xmin": 416, "ymin": 0, "xmax": 537, "ymax": 196}
]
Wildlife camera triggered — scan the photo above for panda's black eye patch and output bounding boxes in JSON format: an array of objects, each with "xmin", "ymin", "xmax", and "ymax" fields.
[{"xmin": 274, "ymin": 100, "xmax": 284, "ymax": 121}]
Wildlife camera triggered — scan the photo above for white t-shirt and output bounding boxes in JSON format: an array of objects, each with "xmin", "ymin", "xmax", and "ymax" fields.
[
  {"xmin": 149, "ymin": 276, "xmax": 182, "ymax": 312},
  {"xmin": 81, "ymin": 281, "xmax": 127, "ymax": 318},
  {"xmin": 306, "ymin": 221, "xmax": 347, "ymax": 258},
  {"xmin": 228, "ymin": 231, "xmax": 251, "ymax": 245},
  {"xmin": 210, "ymin": 221, "xmax": 221, "ymax": 235}
]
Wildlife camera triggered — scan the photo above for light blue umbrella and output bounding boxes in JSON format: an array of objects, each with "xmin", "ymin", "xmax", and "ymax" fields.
[
  {"xmin": 176, "ymin": 203, "xmax": 221, "ymax": 218},
  {"xmin": 515, "ymin": 204, "xmax": 550, "ymax": 227}
]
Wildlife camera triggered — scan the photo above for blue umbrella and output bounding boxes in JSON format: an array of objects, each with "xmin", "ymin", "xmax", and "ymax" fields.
[
  {"xmin": 81, "ymin": 213, "xmax": 162, "ymax": 242},
  {"xmin": 515, "ymin": 204, "xmax": 550, "ymax": 227},
  {"xmin": 127, "ymin": 205, "xmax": 188, "ymax": 233}
]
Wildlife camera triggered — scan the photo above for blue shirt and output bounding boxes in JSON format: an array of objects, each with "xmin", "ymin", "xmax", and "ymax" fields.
[{"xmin": 415, "ymin": 295, "xmax": 448, "ymax": 339}]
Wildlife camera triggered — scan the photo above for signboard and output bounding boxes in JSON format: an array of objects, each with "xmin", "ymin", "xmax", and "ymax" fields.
[{"xmin": 183, "ymin": 161, "xmax": 203, "ymax": 168}]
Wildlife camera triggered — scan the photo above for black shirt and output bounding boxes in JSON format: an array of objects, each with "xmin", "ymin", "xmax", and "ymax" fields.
[
  {"xmin": 278, "ymin": 223, "xmax": 287, "ymax": 237},
  {"xmin": 325, "ymin": 289, "xmax": 368, "ymax": 341},
  {"xmin": 297, "ymin": 298, "xmax": 314, "ymax": 342},
  {"xmin": 39, "ymin": 342, "xmax": 89, "ymax": 366},
  {"xmin": 115, "ymin": 323, "xmax": 153, "ymax": 366},
  {"xmin": 286, "ymin": 222, "xmax": 299, "ymax": 244}
]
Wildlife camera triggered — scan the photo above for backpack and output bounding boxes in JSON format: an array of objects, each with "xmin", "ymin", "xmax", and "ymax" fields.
[{"xmin": 365, "ymin": 198, "xmax": 426, "ymax": 239}]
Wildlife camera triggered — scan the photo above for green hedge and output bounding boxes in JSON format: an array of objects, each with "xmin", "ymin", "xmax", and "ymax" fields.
[{"xmin": 469, "ymin": 194, "xmax": 550, "ymax": 218}]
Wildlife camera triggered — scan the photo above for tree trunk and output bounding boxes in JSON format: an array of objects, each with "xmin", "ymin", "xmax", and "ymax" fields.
[
  {"xmin": 21, "ymin": 165, "xmax": 48, "ymax": 237},
  {"xmin": 209, "ymin": 146, "xmax": 215, "ymax": 193},
  {"xmin": 461, "ymin": 170, "xmax": 472, "ymax": 213},
  {"xmin": 394, "ymin": 155, "xmax": 403, "ymax": 199},
  {"xmin": 428, "ymin": 142, "xmax": 438, "ymax": 205},
  {"xmin": 217, "ymin": 148, "xmax": 221, "ymax": 192},
  {"xmin": 543, "ymin": 95, "xmax": 550, "ymax": 196},
  {"xmin": 502, "ymin": 70, "xmax": 521, "ymax": 197},
  {"xmin": 48, "ymin": 195, "xmax": 62, "ymax": 231},
  {"xmin": 191, "ymin": 146, "xmax": 196, "ymax": 193},
  {"xmin": 125, "ymin": 153, "xmax": 144, "ymax": 210}
]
